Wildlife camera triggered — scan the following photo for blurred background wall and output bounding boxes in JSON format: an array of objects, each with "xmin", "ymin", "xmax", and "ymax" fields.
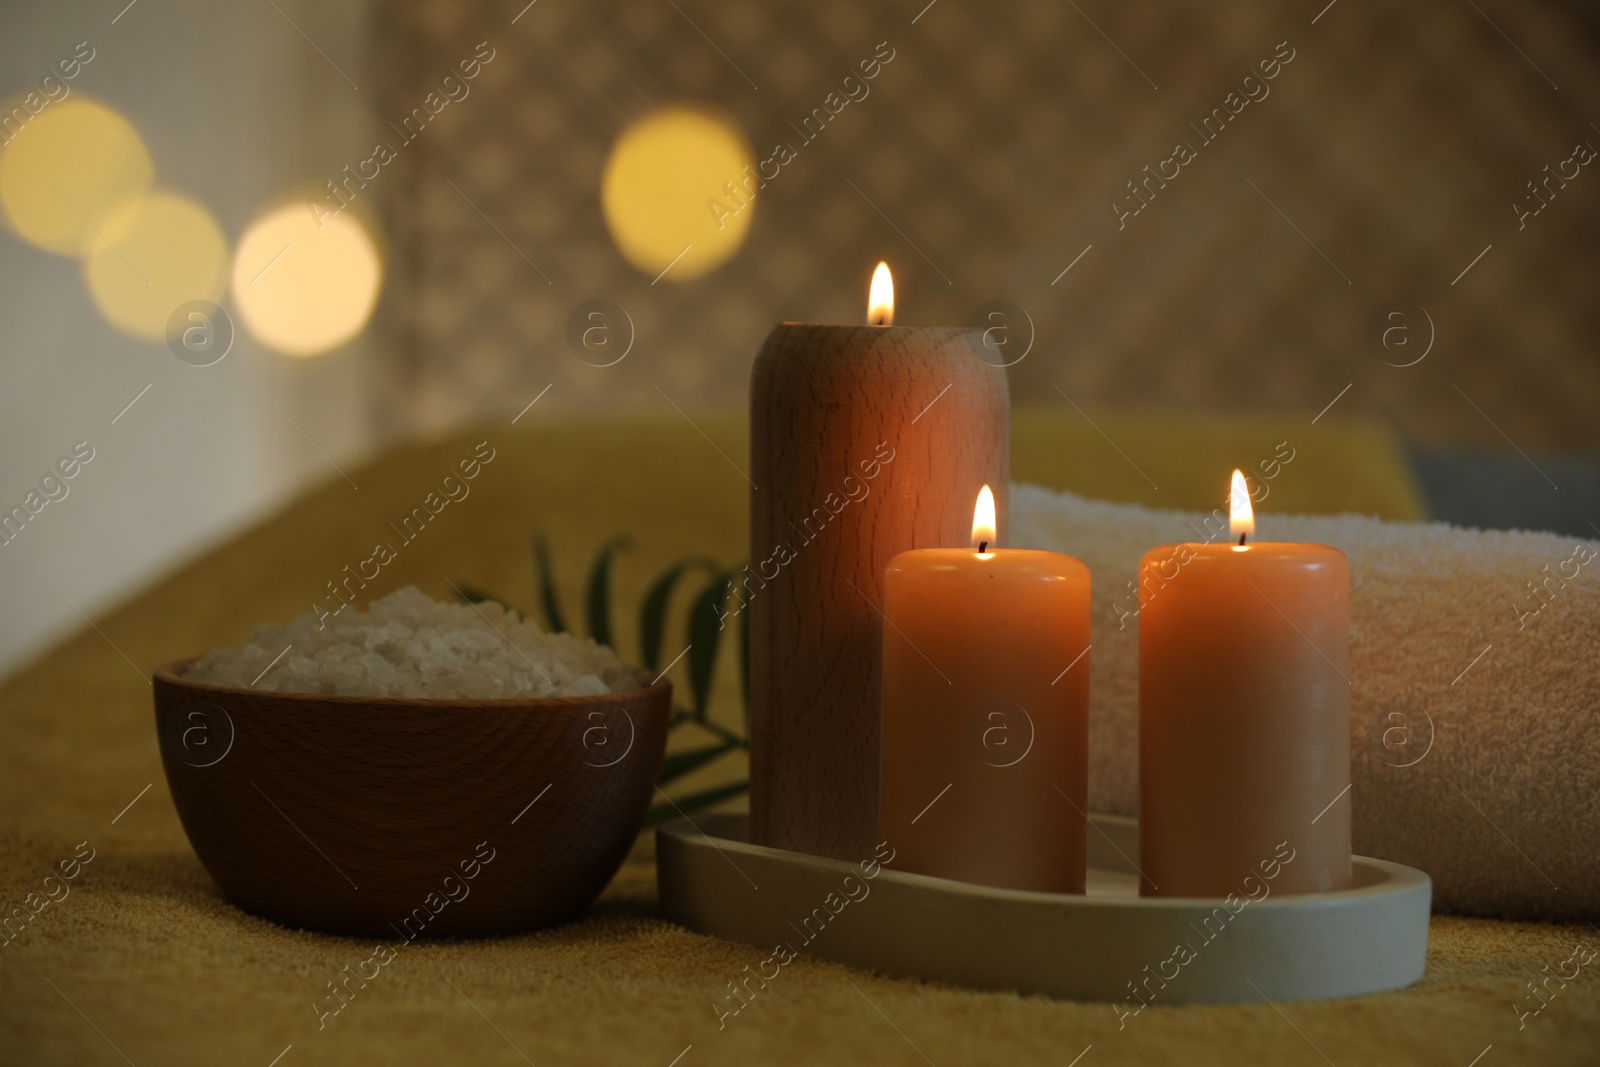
[
  {"xmin": 373, "ymin": 0, "xmax": 1600, "ymax": 449},
  {"xmin": 0, "ymin": 0, "xmax": 377, "ymax": 674},
  {"xmin": 1, "ymin": 0, "xmax": 1597, "ymax": 676}
]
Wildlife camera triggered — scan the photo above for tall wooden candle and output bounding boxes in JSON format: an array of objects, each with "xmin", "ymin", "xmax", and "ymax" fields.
[{"xmin": 747, "ymin": 264, "xmax": 1009, "ymax": 860}]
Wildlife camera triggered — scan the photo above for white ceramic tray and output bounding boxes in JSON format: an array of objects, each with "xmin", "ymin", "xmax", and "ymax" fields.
[{"xmin": 657, "ymin": 812, "xmax": 1430, "ymax": 1004}]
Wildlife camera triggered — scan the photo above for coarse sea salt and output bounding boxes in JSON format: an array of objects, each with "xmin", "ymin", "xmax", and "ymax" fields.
[{"xmin": 184, "ymin": 586, "xmax": 644, "ymax": 699}]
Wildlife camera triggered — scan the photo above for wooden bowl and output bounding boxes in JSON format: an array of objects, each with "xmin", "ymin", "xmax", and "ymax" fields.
[{"xmin": 153, "ymin": 658, "xmax": 670, "ymax": 938}]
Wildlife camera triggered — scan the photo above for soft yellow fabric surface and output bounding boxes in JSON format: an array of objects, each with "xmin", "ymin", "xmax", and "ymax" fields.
[
  {"xmin": 1010, "ymin": 409, "xmax": 1426, "ymax": 521},
  {"xmin": 5, "ymin": 413, "xmax": 1594, "ymax": 1066}
]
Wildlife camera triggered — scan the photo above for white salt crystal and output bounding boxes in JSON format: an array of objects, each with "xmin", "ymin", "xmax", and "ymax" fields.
[{"xmin": 184, "ymin": 586, "xmax": 645, "ymax": 698}]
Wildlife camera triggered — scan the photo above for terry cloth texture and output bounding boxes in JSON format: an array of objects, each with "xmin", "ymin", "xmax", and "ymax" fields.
[
  {"xmin": 1010, "ymin": 483, "xmax": 1600, "ymax": 923},
  {"xmin": 3, "ymin": 413, "xmax": 1595, "ymax": 1066}
]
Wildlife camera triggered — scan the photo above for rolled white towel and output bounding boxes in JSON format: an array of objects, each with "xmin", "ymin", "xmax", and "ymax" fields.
[{"xmin": 1009, "ymin": 482, "xmax": 1599, "ymax": 921}]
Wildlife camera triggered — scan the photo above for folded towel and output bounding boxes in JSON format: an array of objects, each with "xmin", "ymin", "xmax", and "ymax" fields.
[{"xmin": 1010, "ymin": 483, "xmax": 1599, "ymax": 921}]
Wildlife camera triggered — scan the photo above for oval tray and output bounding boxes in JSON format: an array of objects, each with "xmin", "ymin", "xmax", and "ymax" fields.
[{"xmin": 657, "ymin": 811, "xmax": 1430, "ymax": 1004}]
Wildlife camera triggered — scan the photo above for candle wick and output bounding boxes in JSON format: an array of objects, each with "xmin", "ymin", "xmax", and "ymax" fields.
[
  {"xmin": 978, "ymin": 541, "xmax": 988, "ymax": 553},
  {"xmin": 1238, "ymin": 533, "xmax": 1247, "ymax": 546}
]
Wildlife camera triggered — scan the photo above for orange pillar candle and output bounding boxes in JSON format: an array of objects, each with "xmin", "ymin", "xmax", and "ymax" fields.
[
  {"xmin": 748, "ymin": 264, "xmax": 1009, "ymax": 861},
  {"xmin": 1138, "ymin": 471, "xmax": 1351, "ymax": 897},
  {"xmin": 879, "ymin": 486, "xmax": 1091, "ymax": 893}
]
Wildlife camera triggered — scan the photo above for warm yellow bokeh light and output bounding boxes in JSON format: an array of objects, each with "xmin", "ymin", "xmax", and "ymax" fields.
[
  {"xmin": 231, "ymin": 204, "xmax": 381, "ymax": 357},
  {"xmin": 84, "ymin": 191, "xmax": 229, "ymax": 340},
  {"xmin": 601, "ymin": 106, "xmax": 755, "ymax": 281},
  {"xmin": 0, "ymin": 99, "xmax": 153, "ymax": 256}
]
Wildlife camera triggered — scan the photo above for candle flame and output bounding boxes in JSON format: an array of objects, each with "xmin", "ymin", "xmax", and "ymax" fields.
[
  {"xmin": 867, "ymin": 261, "xmax": 893, "ymax": 326},
  {"xmin": 1229, "ymin": 469, "xmax": 1254, "ymax": 543},
  {"xmin": 972, "ymin": 484, "xmax": 997, "ymax": 554}
]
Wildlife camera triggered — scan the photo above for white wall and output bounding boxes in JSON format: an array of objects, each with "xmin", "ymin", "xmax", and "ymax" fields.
[{"xmin": 0, "ymin": 0, "xmax": 376, "ymax": 677}]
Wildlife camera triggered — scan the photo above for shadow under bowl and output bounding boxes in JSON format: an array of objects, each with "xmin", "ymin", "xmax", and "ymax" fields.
[{"xmin": 153, "ymin": 658, "xmax": 671, "ymax": 938}]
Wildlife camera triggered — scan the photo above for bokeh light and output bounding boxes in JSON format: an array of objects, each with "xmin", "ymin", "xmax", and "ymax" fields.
[
  {"xmin": 84, "ymin": 191, "xmax": 229, "ymax": 340},
  {"xmin": 601, "ymin": 106, "xmax": 755, "ymax": 281},
  {"xmin": 231, "ymin": 204, "xmax": 381, "ymax": 357},
  {"xmin": 0, "ymin": 99, "xmax": 153, "ymax": 256}
]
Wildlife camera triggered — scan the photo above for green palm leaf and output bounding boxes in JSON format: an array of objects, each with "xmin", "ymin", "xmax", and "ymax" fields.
[
  {"xmin": 657, "ymin": 739, "xmax": 739, "ymax": 785},
  {"xmin": 687, "ymin": 571, "xmax": 735, "ymax": 720},
  {"xmin": 644, "ymin": 780, "xmax": 749, "ymax": 829},
  {"xmin": 462, "ymin": 539, "xmax": 751, "ymax": 828},
  {"xmin": 584, "ymin": 536, "xmax": 631, "ymax": 646},
  {"xmin": 532, "ymin": 534, "xmax": 567, "ymax": 633},
  {"xmin": 638, "ymin": 557, "xmax": 718, "ymax": 670}
]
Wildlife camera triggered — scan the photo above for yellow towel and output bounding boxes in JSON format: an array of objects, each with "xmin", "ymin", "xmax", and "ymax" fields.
[{"xmin": 2, "ymin": 414, "xmax": 1595, "ymax": 1065}]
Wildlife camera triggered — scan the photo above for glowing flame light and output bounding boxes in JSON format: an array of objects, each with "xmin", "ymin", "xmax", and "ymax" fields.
[
  {"xmin": 868, "ymin": 261, "xmax": 893, "ymax": 326},
  {"xmin": 972, "ymin": 484, "xmax": 997, "ymax": 554},
  {"xmin": 1230, "ymin": 469, "xmax": 1254, "ymax": 544}
]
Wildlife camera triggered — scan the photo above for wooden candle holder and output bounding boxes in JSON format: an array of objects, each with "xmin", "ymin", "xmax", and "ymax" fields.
[{"xmin": 748, "ymin": 324, "xmax": 1009, "ymax": 860}]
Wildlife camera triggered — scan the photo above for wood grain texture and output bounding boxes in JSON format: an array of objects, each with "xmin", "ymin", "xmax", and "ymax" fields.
[
  {"xmin": 153, "ymin": 660, "xmax": 669, "ymax": 937},
  {"xmin": 748, "ymin": 324, "xmax": 1009, "ymax": 860}
]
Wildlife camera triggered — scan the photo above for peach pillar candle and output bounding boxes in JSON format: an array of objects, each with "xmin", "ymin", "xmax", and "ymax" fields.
[
  {"xmin": 1138, "ymin": 471, "xmax": 1351, "ymax": 897},
  {"xmin": 879, "ymin": 487, "xmax": 1091, "ymax": 892},
  {"xmin": 748, "ymin": 264, "xmax": 1009, "ymax": 861}
]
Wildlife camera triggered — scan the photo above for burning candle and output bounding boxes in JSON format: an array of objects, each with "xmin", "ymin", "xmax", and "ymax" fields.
[
  {"xmin": 748, "ymin": 264, "xmax": 1009, "ymax": 860},
  {"xmin": 878, "ymin": 486, "xmax": 1091, "ymax": 892},
  {"xmin": 1138, "ymin": 471, "xmax": 1351, "ymax": 897}
]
